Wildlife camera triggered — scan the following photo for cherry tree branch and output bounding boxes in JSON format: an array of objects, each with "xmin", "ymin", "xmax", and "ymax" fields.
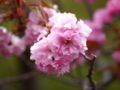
[
  {"xmin": 0, "ymin": 70, "xmax": 82, "ymax": 88},
  {"xmin": 82, "ymin": 54, "xmax": 96, "ymax": 90},
  {"xmin": 43, "ymin": 75, "xmax": 81, "ymax": 87},
  {"xmin": 0, "ymin": 70, "xmax": 39, "ymax": 87},
  {"xmin": 20, "ymin": 54, "xmax": 35, "ymax": 69}
]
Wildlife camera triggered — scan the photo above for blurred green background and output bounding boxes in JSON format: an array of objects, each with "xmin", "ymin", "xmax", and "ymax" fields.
[{"xmin": 0, "ymin": 0, "xmax": 120, "ymax": 90}]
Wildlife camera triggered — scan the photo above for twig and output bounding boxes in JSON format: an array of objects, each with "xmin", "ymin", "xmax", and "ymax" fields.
[
  {"xmin": 0, "ymin": 70, "xmax": 39, "ymax": 87},
  {"xmin": 82, "ymin": 54, "xmax": 96, "ymax": 90},
  {"xmin": 0, "ymin": 69, "xmax": 82, "ymax": 88},
  {"xmin": 87, "ymin": 56, "xmax": 96, "ymax": 90},
  {"xmin": 42, "ymin": 74, "xmax": 81, "ymax": 87},
  {"xmin": 20, "ymin": 54, "xmax": 35, "ymax": 69}
]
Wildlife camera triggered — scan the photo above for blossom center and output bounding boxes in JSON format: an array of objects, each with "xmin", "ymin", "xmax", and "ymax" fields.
[{"xmin": 64, "ymin": 40, "xmax": 70, "ymax": 44}]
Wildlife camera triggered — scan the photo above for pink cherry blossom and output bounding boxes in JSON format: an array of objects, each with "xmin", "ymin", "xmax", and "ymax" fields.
[{"xmin": 30, "ymin": 12, "xmax": 92, "ymax": 75}]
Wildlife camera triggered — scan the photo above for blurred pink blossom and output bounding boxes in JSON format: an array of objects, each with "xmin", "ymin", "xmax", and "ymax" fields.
[
  {"xmin": 107, "ymin": 0, "xmax": 120, "ymax": 16},
  {"xmin": 84, "ymin": 20, "xmax": 106, "ymax": 44},
  {"xmin": 93, "ymin": 8, "xmax": 113, "ymax": 28},
  {"xmin": 113, "ymin": 47, "xmax": 120, "ymax": 62},
  {"xmin": 113, "ymin": 51, "xmax": 120, "ymax": 62},
  {"xmin": 0, "ymin": 26, "xmax": 25, "ymax": 57}
]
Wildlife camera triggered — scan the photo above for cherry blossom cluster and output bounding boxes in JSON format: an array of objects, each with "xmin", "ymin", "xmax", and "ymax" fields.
[{"xmin": 30, "ymin": 8, "xmax": 92, "ymax": 75}]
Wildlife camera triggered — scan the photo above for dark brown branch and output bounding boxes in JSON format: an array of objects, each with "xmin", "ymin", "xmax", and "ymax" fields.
[
  {"xmin": 82, "ymin": 54, "xmax": 96, "ymax": 90},
  {"xmin": 87, "ymin": 56, "xmax": 96, "ymax": 90},
  {"xmin": 20, "ymin": 54, "xmax": 35, "ymax": 69},
  {"xmin": 43, "ymin": 75, "xmax": 81, "ymax": 87},
  {"xmin": 0, "ymin": 69, "xmax": 82, "ymax": 88},
  {"xmin": 0, "ymin": 70, "xmax": 39, "ymax": 87}
]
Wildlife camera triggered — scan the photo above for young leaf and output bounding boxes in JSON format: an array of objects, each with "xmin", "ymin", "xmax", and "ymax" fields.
[{"xmin": 23, "ymin": 0, "xmax": 49, "ymax": 24}]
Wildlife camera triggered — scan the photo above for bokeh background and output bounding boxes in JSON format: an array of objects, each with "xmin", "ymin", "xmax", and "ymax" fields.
[{"xmin": 0, "ymin": 0, "xmax": 120, "ymax": 90}]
